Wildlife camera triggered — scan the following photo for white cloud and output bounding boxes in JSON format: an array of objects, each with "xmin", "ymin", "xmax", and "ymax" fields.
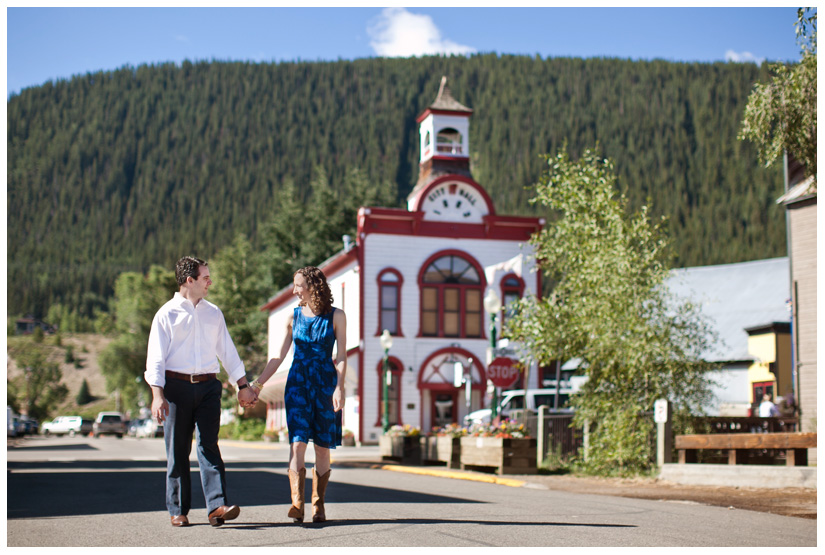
[
  {"xmin": 368, "ymin": 7, "xmax": 476, "ymax": 58},
  {"xmin": 725, "ymin": 49, "xmax": 764, "ymax": 65},
  {"xmin": 174, "ymin": 35, "xmax": 190, "ymax": 43}
]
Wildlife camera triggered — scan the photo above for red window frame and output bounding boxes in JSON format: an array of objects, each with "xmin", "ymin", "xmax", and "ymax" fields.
[
  {"xmin": 374, "ymin": 356, "xmax": 404, "ymax": 427},
  {"xmin": 499, "ymin": 273, "xmax": 525, "ymax": 327},
  {"xmin": 752, "ymin": 381, "xmax": 775, "ymax": 404},
  {"xmin": 417, "ymin": 250, "xmax": 486, "ymax": 339},
  {"xmin": 376, "ymin": 267, "xmax": 404, "ymax": 337}
]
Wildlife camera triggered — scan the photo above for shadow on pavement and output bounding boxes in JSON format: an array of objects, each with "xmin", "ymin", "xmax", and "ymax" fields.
[
  {"xmin": 8, "ymin": 442, "xmax": 100, "ymax": 451},
  {"xmin": 224, "ymin": 519, "xmax": 637, "ymax": 530},
  {"xmin": 7, "ymin": 461, "xmax": 288, "ymax": 471},
  {"xmin": 7, "ymin": 462, "xmax": 480, "ymax": 519}
]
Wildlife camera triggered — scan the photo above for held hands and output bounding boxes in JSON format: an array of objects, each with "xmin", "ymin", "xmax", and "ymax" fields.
[{"xmin": 238, "ymin": 386, "xmax": 258, "ymax": 408}]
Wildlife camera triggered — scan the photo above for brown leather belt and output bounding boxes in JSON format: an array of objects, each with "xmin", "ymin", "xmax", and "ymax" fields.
[{"xmin": 166, "ymin": 371, "xmax": 217, "ymax": 383}]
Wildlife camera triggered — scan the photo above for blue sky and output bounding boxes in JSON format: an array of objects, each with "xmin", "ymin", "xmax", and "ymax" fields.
[{"xmin": 4, "ymin": 5, "xmax": 808, "ymax": 97}]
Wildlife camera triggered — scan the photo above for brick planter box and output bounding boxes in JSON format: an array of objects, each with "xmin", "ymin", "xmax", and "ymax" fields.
[
  {"xmin": 459, "ymin": 436, "xmax": 537, "ymax": 475},
  {"xmin": 422, "ymin": 436, "xmax": 462, "ymax": 468},
  {"xmin": 379, "ymin": 435, "xmax": 422, "ymax": 465}
]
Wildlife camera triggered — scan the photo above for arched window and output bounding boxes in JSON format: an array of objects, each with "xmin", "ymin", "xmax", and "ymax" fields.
[
  {"xmin": 500, "ymin": 273, "xmax": 525, "ymax": 326},
  {"xmin": 436, "ymin": 127, "xmax": 463, "ymax": 155},
  {"xmin": 375, "ymin": 356, "xmax": 404, "ymax": 427},
  {"xmin": 376, "ymin": 268, "xmax": 403, "ymax": 336},
  {"xmin": 419, "ymin": 251, "xmax": 484, "ymax": 338}
]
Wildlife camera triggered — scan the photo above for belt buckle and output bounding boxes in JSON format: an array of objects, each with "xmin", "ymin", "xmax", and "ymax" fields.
[{"xmin": 190, "ymin": 374, "xmax": 198, "ymax": 384}]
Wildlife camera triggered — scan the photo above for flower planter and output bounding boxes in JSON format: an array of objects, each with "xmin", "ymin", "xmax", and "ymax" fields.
[
  {"xmin": 379, "ymin": 435, "xmax": 422, "ymax": 465},
  {"xmin": 422, "ymin": 436, "xmax": 462, "ymax": 468},
  {"xmin": 459, "ymin": 436, "xmax": 538, "ymax": 475}
]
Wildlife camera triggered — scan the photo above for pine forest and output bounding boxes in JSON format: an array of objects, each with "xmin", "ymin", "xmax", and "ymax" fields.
[{"xmin": 6, "ymin": 54, "xmax": 785, "ymax": 320}]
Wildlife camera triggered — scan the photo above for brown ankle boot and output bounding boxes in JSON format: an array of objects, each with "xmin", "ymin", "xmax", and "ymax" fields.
[
  {"xmin": 287, "ymin": 468, "xmax": 306, "ymax": 522},
  {"xmin": 312, "ymin": 468, "xmax": 331, "ymax": 523}
]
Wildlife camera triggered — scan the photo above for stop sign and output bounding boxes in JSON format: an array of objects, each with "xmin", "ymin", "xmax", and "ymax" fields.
[{"xmin": 487, "ymin": 357, "xmax": 519, "ymax": 388}]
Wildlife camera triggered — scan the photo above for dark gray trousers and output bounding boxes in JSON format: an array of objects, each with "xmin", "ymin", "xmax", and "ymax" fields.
[{"xmin": 163, "ymin": 378, "xmax": 228, "ymax": 516}]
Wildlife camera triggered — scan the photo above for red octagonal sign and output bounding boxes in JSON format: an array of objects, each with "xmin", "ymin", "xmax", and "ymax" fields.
[{"xmin": 488, "ymin": 357, "xmax": 519, "ymax": 388}]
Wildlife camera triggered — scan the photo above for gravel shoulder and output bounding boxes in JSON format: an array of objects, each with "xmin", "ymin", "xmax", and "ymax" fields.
[{"xmin": 517, "ymin": 473, "xmax": 817, "ymax": 520}]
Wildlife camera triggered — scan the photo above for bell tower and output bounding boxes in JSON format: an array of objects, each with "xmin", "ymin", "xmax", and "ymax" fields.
[{"xmin": 415, "ymin": 76, "xmax": 473, "ymax": 188}]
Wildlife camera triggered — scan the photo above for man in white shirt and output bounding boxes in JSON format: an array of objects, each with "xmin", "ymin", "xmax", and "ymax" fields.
[
  {"xmin": 758, "ymin": 393, "xmax": 780, "ymax": 418},
  {"xmin": 145, "ymin": 256, "xmax": 259, "ymax": 527}
]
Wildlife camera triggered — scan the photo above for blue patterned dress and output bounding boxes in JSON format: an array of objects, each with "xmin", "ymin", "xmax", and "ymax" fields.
[{"xmin": 285, "ymin": 307, "xmax": 342, "ymax": 448}]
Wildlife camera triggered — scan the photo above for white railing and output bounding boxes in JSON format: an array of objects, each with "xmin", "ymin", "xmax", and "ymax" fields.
[{"xmin": 436, "ymin": 144, "xmax": 463, "ymax": 155}]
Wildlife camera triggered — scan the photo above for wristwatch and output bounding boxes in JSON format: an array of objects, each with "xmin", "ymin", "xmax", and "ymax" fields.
[{"xmin": 238, "ymin": 383, "xmax": 249, "ymax": 390}]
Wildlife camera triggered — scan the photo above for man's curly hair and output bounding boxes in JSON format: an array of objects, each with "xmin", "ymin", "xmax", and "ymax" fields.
[
  {"xmin": 176, "ymin": 256, "xmax": 207, "ymax": 286},
  {"xmin": 295, "ymin": 266, "xmax": 334, "ymax": 314}
]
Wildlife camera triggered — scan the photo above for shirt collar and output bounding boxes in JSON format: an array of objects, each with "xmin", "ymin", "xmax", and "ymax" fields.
[{"xmin": 173, "ymin": 292, "xmax": 198, "ymax": 312}]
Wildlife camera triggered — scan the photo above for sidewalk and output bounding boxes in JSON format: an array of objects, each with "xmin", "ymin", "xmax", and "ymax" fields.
[{"xmin": 330, "ymin": 447, "xmax": 817, "ymax": 520}]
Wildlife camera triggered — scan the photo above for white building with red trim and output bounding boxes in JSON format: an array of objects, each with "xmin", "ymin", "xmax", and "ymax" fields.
[{"xmin": 259, "ymin": 77, "xmax": 545, "ymax": 443}]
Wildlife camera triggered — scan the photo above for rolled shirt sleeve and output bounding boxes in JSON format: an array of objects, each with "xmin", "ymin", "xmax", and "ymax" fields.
[
  {"xmin": 216, "ymin": 313, "xmax": 246, "ymax": 386},
  {"xmin": 145, "ymin": 312, "xmax": 170, "ymax": 388}
]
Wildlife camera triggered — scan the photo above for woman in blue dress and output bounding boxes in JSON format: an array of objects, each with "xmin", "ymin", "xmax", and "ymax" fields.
[{"xmin": 251, "ymin": 266, "xmax": 347, "ymax": 523}]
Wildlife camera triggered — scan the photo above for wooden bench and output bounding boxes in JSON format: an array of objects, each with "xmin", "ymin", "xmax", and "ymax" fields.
[{"xmin": 675, "ymin": 432, "xmax": 816, "ymax": 466}]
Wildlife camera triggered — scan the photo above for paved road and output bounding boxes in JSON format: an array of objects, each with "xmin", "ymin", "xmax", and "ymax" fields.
[{"xmin": 6, "ymin": 435, "xmax": 817, "ymax": 547}]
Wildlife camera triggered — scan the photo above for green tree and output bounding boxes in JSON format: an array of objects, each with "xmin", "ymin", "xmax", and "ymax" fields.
[
  {"xmin": 209, "ymin": 233, "xmax": 272, "ymax": 372},
  {"xmin": 64, "ymin": 345, "xmax": 75, "ymax": 364},
  {"xmin": 260, "ymin": 178, "xmax": 310, "ymax": 290},
  {"xmin": 12, "ymin": 346, "xmax": 69, "ymax": 421},
  {"xmin": 506, "ymin": 148, "xmax": 717, "ymax": 476},
  {"xmin": 739, "ymin": 8, "xmax": 817, "ymax": 178},
  {"xmin": 99, "ymin": 266, "xmax": 177, "ymax": 413},
  {"xmin": 76, "ymin": 378, "xmax": 92, "ymax": 405},
  {"xmin": 7, "ymin": 381, "xmax": 21, "ymax": 413}
]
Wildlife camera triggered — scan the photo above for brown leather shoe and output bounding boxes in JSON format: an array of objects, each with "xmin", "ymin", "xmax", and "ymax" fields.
[
  {"xmin": 171, "ymin": 514, "xmax": 189, "ymax": 527},
  {"xmin": 208, "ymin": 505, "xmax": 240, "ymax": 527}
]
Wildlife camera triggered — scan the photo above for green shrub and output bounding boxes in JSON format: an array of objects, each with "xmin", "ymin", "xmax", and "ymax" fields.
[
  {"xmin": 538, "ymin": 443, "xmax": 577, "ymax": 475},
  {"xmin": 219, "ymin": 417, "xmax": 266, "ymax": 441}
]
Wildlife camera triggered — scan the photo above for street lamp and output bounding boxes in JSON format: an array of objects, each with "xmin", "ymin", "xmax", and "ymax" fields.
[
  {"xmin": 379, "ymin": 329, "xmax": 394, "ymax": 433},
  {"xmin": 483, "ymin": 288, "xmax": 503, "ymax": 419},
  {"xmin": 452, "ymin": 357, "xmax": 474, "ymax": 416}
]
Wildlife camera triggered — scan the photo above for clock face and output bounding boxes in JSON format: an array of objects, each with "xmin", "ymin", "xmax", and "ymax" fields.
[{"xmin": 420, "ymin": 182, "xmax": 488, "ymax": 223}]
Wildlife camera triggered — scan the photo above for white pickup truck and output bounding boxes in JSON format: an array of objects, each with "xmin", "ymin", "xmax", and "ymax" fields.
[
  {"xmin": 463, "ymin": 383, "xmax": 584, "ymax": 426},
  {"xmin": 41, "ymin": 416, "xmax": 86, "ymax": 436}
]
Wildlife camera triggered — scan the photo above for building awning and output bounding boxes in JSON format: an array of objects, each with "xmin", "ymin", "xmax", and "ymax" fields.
[{"xmin": 777, "ymin": 175, "xmax": 816, "ymax": 205}]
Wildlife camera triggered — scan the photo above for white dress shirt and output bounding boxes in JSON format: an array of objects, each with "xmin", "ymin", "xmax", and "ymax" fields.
[{"xmin": 144, "ymin": 292, "xmax": 246, "ymax": 388}]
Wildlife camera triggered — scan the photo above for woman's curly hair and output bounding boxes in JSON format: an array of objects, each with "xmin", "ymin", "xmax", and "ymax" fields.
[{"xmin": 295, "ymin": 266, "xmax": 334, "ymax": 315}]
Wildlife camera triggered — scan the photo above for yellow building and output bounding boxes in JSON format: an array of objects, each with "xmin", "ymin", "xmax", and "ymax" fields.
[{"xmin": 745, "ymin": 323, "xmax": 792, "ymax": 406}]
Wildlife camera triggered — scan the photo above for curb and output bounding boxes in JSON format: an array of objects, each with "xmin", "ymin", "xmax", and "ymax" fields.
[{"xmin": 333, "ymin": 460, "xmax": 541, "ymax": 489}]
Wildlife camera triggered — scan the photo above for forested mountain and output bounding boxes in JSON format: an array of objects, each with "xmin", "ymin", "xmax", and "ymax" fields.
[{"xmin": 7, "ymin": 54, "xmax": 784, "ymax": 319}]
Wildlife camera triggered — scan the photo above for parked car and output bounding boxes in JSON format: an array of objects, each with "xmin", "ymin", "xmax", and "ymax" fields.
[
  {"xmin": 92, "ymin": 412, "xmax": 126, "ymax": 438},
  {"xmin": 19, "ymin": 416, "xmax": 39, "ymax": 435},
  {"xmin": 42, "ymin": 416, "xmax": 85, "ymax": 436},
  {"xmin": 127, "ymin": 418, "xmax": 145, "ymax": 437},
  {"xmin": 463, "ymin": 388, "xmax": 576, "ymax": 426},
  {"xmin": 8, "ymin": 406, "xmax": 19, "ymax": 438},
  {"xmin": 136, "ymin": 418, "xmax": 163, "ymax": 438}
]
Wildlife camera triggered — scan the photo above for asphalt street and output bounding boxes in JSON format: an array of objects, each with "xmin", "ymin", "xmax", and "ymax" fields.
[{"xmin": 5, "ymin": 435, "xmax": 817, "ymax": 547}]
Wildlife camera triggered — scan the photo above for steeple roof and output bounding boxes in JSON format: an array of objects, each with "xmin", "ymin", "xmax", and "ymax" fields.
[{"xmin": 429, "ymin": 76, "xmax": 473, "ymax": 113}]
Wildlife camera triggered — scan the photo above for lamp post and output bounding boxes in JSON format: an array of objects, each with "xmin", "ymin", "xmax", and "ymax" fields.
[
  {"xmin": 379, "ymin": 329, "xmax": 394, "ymax": 433},
  {"xmin": 483, "ymin": 288, "xmax": 503, "ymax": 419},
  {"xmin": 453, "ymin": 357, "xmax": 474, "ymax": 417}
]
